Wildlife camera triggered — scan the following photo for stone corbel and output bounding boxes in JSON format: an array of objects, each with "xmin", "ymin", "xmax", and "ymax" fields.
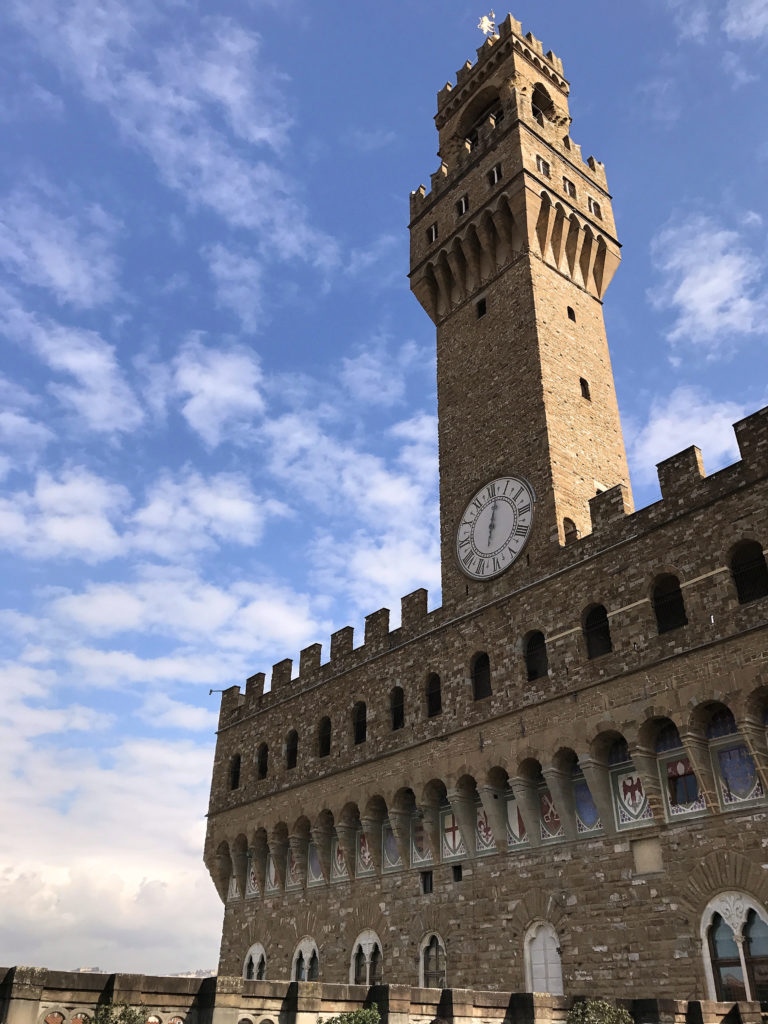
[
  {"xmin": 360, "ymin": 815, "xmax": 383, "ymax": 875},
  {"xmin": 541, "ymin": 766, "xmax": 578, "ymax": 841},
  {"xmin": 478, "ymin": 783, "xmax": 510, "ymax": 854},
  {"xmin": 576, "ymin": 756, "xmax": 616, "ymax": 836},
  {"xmin": 509, "ymin": 776, "xmax": 543, "ymax": 848}
]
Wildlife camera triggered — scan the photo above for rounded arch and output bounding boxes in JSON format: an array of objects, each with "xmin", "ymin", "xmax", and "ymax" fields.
[
  {"xmin": 418, "ymin": 931, "xmax": 447, "ymax": 988},
  {"xmin": 531, "ymin": 83, "xmax": 555, "ymax": 122},
  {"xmin": 285, "ymin": 728, "xmax": 298, "ymax": 770},
  {"xmin": 390, "ymin": 685, "xmax": 405, "ymax": 731},
  {"xmin": 352, "ymin": 701, "xmax": 367, "ymax": 745},
  {"xmin": 523, "ymin": 630, "xmax": 548, "ymax": 681},
  {"xmin": 243, "ymin": 941, "xmax": 267, "ymax": 980},
  {"xmin": 317, "ymin": 716, "xmax": 331, "ymax": 758},
  {"xmin": 425, "ymin": 671, "xmax": 442, "ymax": 718},
  {"xmin": 524, "ymin": 920, "xmax": 563, "ymax": 994},
  {"xmin": 470, "ymin": 650, "xmax": 492, "ymax": 700},
  {"xmin": 256, "ymin": 742, "xmax": 268, "ymax": 780},
  {"xmin": 350, "ymin": 928, "xmax": 384, "ymax": 985},
  {"xmin": 651, "ymin": 572, "xmax": 688, "ymax": 634},
  {"xmin": 582, "ymin": 603, "xmax": 612, "ymax": 659},
  {"xmin": 729, "ymin": 538, "xmax": 768, "ymax": 604},
  {"xmin": 456, "ymin": 86, "xmax": 503, "ymax": 140},
  {"xmin": 700, "ymin": 891, "xmax": 768, "ymax": 1001},
  {"xmin": 292, "ymin": 935, "xmax": 319, "ymax": 982}
]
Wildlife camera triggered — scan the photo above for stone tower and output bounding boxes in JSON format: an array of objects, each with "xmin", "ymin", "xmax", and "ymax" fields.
[{"xmin": 409, "ymin": 14, "xmax": 632, "ymax": 611}]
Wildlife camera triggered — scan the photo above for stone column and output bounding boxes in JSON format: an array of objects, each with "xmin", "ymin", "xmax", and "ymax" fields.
[{"xmin": 510, "ymin": 776, "xmax": 543, "ymax": 848}]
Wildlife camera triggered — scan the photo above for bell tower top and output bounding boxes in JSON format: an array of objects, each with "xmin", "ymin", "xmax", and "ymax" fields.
[{"xmin": 408, "ymin": 13, "xmax": 632, "ymax": 612}]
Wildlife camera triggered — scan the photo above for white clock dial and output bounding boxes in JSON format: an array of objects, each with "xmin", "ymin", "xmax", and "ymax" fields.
[{"xmin": 456, "ymin": 476, "xmax": 535, "ymax": 580}]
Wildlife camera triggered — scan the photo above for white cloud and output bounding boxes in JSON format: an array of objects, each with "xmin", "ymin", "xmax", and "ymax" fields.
[
  {"xmin": 0, "ymin": 183, "xmax": 119, "ymax": 308},
  {"xmin": 0, "ymin": 410, "xmax": 54, "ymax": 455},
  {"xmin": 650, "ymin": 214, "xmax": 768, "ymax": 354},
  {"xmin": 627, "ymin": 386, "xmax": 748, "ymax": 484},
  {"xmin": 204, "ymin": 243, "xmax": 264, "ymax": 332},
  {"xmin": 0, "ymin": 291, "xmax": 144, "ymax": 434},
  {"xmin": 0, "ymin": 466, "xmax": 284, "ymax": 563},
  {"xmin": 666, "ymin": 0, "xmax": 711, "ymax": 40},
  {"xmin": 724, "ymin": 0, "xmax": 768, "ymax": 39},
  {"xmin": 347, "ymin": 127, "xmax": 397, "ymax": 152},
  {"xmin": 721, "ymin": 51, "xmax": 758, "ymax": 87},
  {"xmin": 137, "ymin": 693, "xmax": 219, "ymax": 732},
  {"xmin": 172, "ymin": 338, "xmax": 265, "ymax": 447},
  {"xmin": 10, "ymin": 0, "xmax": 339, "ymax": 272}
]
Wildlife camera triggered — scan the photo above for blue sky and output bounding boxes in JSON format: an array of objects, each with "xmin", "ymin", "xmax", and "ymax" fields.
[{"xmin": 1, "ymin": 0, "xmax": 767, "ymax": 974}]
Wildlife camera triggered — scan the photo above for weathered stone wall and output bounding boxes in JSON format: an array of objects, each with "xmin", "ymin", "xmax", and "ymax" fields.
[{"xmin": 1, "ymin": 970, "xmax": 763, "ymax": 1024}]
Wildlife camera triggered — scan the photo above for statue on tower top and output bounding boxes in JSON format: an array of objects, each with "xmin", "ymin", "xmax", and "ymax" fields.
[{"xmin": 478, "ymin": 10, "xmax": 496, "ymax": 36}]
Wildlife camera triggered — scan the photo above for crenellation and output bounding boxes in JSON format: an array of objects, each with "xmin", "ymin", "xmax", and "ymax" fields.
[
  {"xmin": 219, "ymin": 684, "xmax": 244, "ymax": 725},
  {"xmin": 330, "ymin": 624, "xmax": 354, "ymax": 661},
  {"xmin": 456, "ymin": 59, "xmax": 473, "ymax": 86},
  {"xmin": 271, "ymin": 658, "xmax": 292, "ymax": 691},
  {"xmin": 300, "ymin": 642, "xmax": 322, "ymax": 679},
  {"xmin": 401, "ymin": 587, "xmax": 429, "ymax": 636},
  {"xmin": 588, "ymin": 483, "xmax": 634, "ymax": 536},
  {"xmin": 734, "ymin": 404, "xmax": 768, "ymax": 474},
  {"xmin": 245, "ymin": 671, "xmax": 265, "ymax": 702},
  {"xmin": 364, "ymin": 607, "xmax": 391, "ymax": 650},
  {"xmin": 657, "ymin": 446, "xmax": 706, "ymax": 502}
]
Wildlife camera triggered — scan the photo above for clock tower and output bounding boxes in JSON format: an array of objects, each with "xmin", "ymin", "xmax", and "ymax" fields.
[{"xmin": 409, "ymin": 14, "xmax": 633, "ymax": 610}]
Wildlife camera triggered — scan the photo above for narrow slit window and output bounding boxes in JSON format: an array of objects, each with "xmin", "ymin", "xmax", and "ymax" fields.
[
  {"xmin": 456, "ymin": 194, "xmax": 469, "ymax": 217},
  {"xmin": 476, "ymin": 297, "xmax": 487, "ymax": 318},
  {"xmin": 421, "ymin": 870, "xmax": 433, "ymax": 894},
  {"xmin": 567, "ymin": 306, "xmax": 576, "ymax": 322},
  {"xmin": 229, "ymin": 753, "xmax": 241, "ymax": 790},
  {"xmin": 580, "ymin": 377, "xmax": 591, "ymax": 400},
  {"xmin": 426, "ymin": 222, "xmax": 438, "ymax": 244},
  {"xmin": 563, "ymin": 176, "xmax": 576, "ymax": 198},
  {"xmin": 588, "ymin": 196, "xmax": 603, "ymax": 219},
  {"xmin": 488, "ymin": 163, "xmax": 502, "ymax": 187}
]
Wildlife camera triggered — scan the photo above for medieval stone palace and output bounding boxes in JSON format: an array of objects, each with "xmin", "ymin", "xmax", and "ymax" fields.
[
  {"xmin": 3, "ymin": 11, "xmax": 767, "ymax": 1024},
  {"xmin": 202, "ymin": 10, "xmax": 768, "ymax": 1005}
]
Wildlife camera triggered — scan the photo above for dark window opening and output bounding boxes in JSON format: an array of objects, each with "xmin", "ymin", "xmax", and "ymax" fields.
[
  {"xmin": 257, "ymin": 955, "xmax": 266, "ymax": 981},
  {"xmin": 354, "ymin": 946, "xmax": 366, "ymax": 985},
  {"xmin": 452, "ymin": 864, "xmax": 463, "ymax": 882},
  {"xmin": 709, "ymin": 913, "xmax": 746, "ymax": 1001},
  {"xmin": 706, "ymin": 707, "xmax": 738, "ymax": 739},
  {"xmin": 745, "ymin": 909, "xmax": 768, "ymax": 1003},
  {"xmin": 229, "ymin": 753, "xmax": 241, "ymax": 790},
  {"xmin": 245, "ymin": 955, "xmax": 254, "ymax": 980},
  {"xmin": 421, "ymin": 870, "xmax": 433, "ymax": 894},
  {"xmin": 580, "ymin": 377, "xmax": 591, "ymax": 400},
  {"xmin": 471, "ymin": 652, "xmax": 492, "ymax": 700},
  {"xmin": 563, "ymin": 517, "xmax": 579, "ymax": 544},
  {"xmin": 536, "ymin": 155, "xmax": 551, "ymax": 178},
  {"xmin": 567, "ymin": 306, "xmax": 576, "ymax": 322},
  {"xmin": 353, "ymin": 702, "xmax": 367, "ymax": 745},
  {"xmin": 731, "ymin": 540, "xmax": 768, "ymax": 604},
  {"xmin": 318, "ymin": 716, "xmax": 331, "ymax": 758},
  {"xmin": 390, "ymin": 686, "xmax": 405, "ymax": 731},
  {"xmin": 285, "ymin": 729, "xmax": 298, "ymax": 770},
  {"xmin": 524, "ymin": 631, "xmax": 549, "ymax": 681},
  {"xmin": 607, "ymin": 737, "xmax": 630, "ymax": 765},
  {"xmin": 426, "ymin": 673, "xmax": 442, "ymax": 717},
  {"xmin": 589, "ymin": 197, "xmax": 603, "ymax": 219},
  {"xmin": 295, "ymin": 952, "xmax": 305, "ymax": 982},
  {"xmin": 654, "ymin": 722, "xmax": 682, "ymax": 752},
  {"xmin": 584, "ymin": 604, "xmax": 612, "ymax": 659},
  {"xmin": 488, "ymin": 163, "xmax": 502, "ymax": 187},
  {"xmin": 426, "ymin": 222, "xmax": 438, "ymax": 244},
  {"xmin": 563, "ymin": 176, "xmax": 576, "ymax": 198},
  {"xmin": 257, "ymin": 743, "xmax": 268, "ymax": 780},
  {"xmin": 456, "ymin": 194, "xmax": 469, "ymax": 217},
  {"xmin": 369, "ymin": 944, "xmax": 382, "ymax": 984},
  {"xmin": 423, "ymin": 934, "xmax": 446, "ymax": 988},
  {"xmin": 652, "ymin": 574, "xmax": 688, "ymax": 633},
  {"xmin": 308, "ymin": 950, "xmax": 319, "ymax": 981},
  {"xmin": 668, "ymin": 769, "xmax": 699, "ymax": 807},
  {"xmin": 476, "ymin": 297, "xmax": 487, "ymax": 318}
]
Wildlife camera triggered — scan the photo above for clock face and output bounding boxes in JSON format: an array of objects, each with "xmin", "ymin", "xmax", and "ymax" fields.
[{"xmin": 456, "ymin": 476, "xmax": 535, "ymax": 580}]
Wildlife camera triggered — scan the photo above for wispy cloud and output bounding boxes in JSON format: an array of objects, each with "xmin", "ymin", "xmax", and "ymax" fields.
[
  {"xmin": 724, "ymin": 0, "xmax": 768, "ymax": 39},
  {"xmin": 649, "ymin": 214, "xmax": 768, "ymax": 355},
  {"xmin": 203, "ymin": 243, "xmax": 264, "ymax": 333}
]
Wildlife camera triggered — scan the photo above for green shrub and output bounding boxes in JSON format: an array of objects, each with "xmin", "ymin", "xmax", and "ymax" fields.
[
  {"xmin": 91, "ymin": 1004, "xmax": 146, "ymax": 1024},
  {"xmin": 567, "ymin": 999, "xmax": 633, "ymax": 1024},
  {"xmin": 319, "ymin": 1006, "xmax": 380, "ymax": 1024}
]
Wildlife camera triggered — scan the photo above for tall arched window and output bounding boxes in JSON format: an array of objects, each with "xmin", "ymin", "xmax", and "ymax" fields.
[
  {"xmin": 583, "ymin": 604, "xmax": 612, "ymax": 659},
  {"xmin": 243, "ymin": 942, "xmax": 267, "ymax": 981},
  {"xmin": 704, "ymin": 704, "xmax": 763, "ymax": 807},
  {"xmin": 524, "ymin": 921, "xmax": 563, "ymax": 995},
  {"xmin": 524, "ymin": 632, "xmax": 548, "ymax": 681},
  {"xmin": 256, "ymin": 743, "xmax": 268, "ymax": 780},
  {"xmin": 353, "ymin": 702, "xmax": 367, "ymax": 745},
  {"xmin": 426, "ymin": 674, "xmax": 442, "ymax": 717},
  {"xmin": 731, "ymin": 540, "xmax": 768, "ymax": 604},
  {"xmin": 390, "ymin": 687, "xmax": 405, "ymax": 731},
  {"xmin": 702, "ymin": 894, "xmax": 768, "ymax": 1002},
  {"xmin": 652, "ymin": 574, "xmax": 688, "ymax": 633},
  {"xmin": 285, "ymin": 730, "xmax": 298, "ymax": 770},
  {"xmin": 292, "ymin": 937, "xmax": 319, "ymax": 982},
  {"xmin": 229, "ymin": 753, "xmax": 241, "ymax": 790},
  {"xmin": 421, "ymin": 934, "xmax": 446, "ymax": 988},
  {"xmin": 654, "ymin": 720, "xmax": 702, "ymax": 815},
  {"xmin": 350, "ymin": 930, "xmax": 383, "ymax": 986},
  {"xmin": 471, "ymin": 652, "xmax": 492, "ymax": 700},
  {"xmin": 318, "ymin": 717, "xmax": 331, "ymax": 758}
]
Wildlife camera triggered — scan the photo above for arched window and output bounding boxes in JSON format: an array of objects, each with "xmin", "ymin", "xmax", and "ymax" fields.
[
  {"xmin": 563, "ymin": 518, "xmax": 579, "ymax": 544},
  {"xmin": 353, "ymin": 702, "xmax": 367, "ymax": 745},
  {"xmin": 524, "ymin": 921, "xmax": 563, "ymax": 995},
  {"xmin": 390, "ymin": 687, "xmax": 405, "ymax": 731},
  {"xmin": 426, "ymin": 673, "xmax": 442, "ymax": 717},
  {"xmin": 583, "ymin": 604, "xmax": 612, "ymax": 659},
  {"xmin": 243, "ymin": 942, "xmax": 266, "ymax": 981},
  {"xmin": 702, "ymin": 895, "xmax": 768, "ymax": 1002},
  {"xmin": 731, "ymin": 540, "xmax": 768, "ymax": 604},
  {"xmin": 318, "ymin": 717, "xmax": 331, "ymax": 758},
  {"xmin": 350, "ymin": 930, "xmax": 383, "ymax": 986},
  {"xmin": 704, "ymin": 705, "xmax": 763, "ymax": 808},
  {"xmin": 308, "ymin": 949, "xmax": 319, "ymax": 981},
  {"xmin": 524, "ymin": 632, "xmax": 548, "ymax": 681},
  {"xmin": 256, "ymin": 743, "xmax": 268, "ymax": 780},
  {"xmin": 653, "ymin": 720, "xmax": 702, "ymax": 815},
  {"xmin": 285, "ymin": 730, "xmax": 298, "ymax": 770},
  {"xmin": 579, "ymin": 377, "xmax": 591, "ymax": 400},
  {"xmin": 421, "ymin": 934, "xmax": 447, "ymax": 988},
  {"xmin": 292, "ymin": 937, "xmax": 318, "ymax": 982},
  {"xmin": 531, "ymin": 84, "xmax": 554, "ymax": 124},
  {"xmin": 652, "ymin": 574, "xmax": 688, "ymax": 633},
  {"xmin": 229, "ymin": 753, "xmax": 241, "ymax": 790},
  {"xmin": 471, "ymin": 652, "xmax": 492, "ymax": 700}
]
